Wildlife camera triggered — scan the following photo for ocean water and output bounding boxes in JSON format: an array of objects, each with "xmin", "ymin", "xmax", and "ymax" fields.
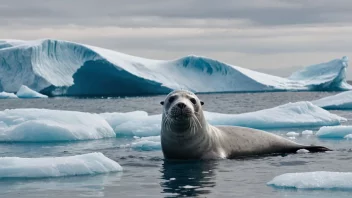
[{"xmin": 1, "ymin": 91, "xmax": 352, "ymax": 198}]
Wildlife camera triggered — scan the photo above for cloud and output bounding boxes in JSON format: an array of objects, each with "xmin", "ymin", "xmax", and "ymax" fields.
[{"xmin": 0, "ymin": 0, "xmax": 352, "ymax": 79}]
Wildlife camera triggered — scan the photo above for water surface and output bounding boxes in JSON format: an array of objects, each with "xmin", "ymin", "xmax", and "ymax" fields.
[{"xmin": 0, "ymin": 91, "xmax": 351, "ymax": 198}]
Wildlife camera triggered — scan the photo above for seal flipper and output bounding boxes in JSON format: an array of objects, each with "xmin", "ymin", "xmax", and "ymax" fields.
[{"xmin": 300, "ymin": 146, "xmax": 332, "ymax": 152}]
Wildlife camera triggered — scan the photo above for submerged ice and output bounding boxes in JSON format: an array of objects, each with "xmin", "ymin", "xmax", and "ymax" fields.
[
  {"xmin": 268, "ymin": 171, "xmax": 352, "ymax": 190},
  {"xmin": 0, "ymin": 39, "xmax": 350, "ymax": 96},
  {"xmin": 0, "ymin": 108, "xmax": 115, "ymax": 142},
  {"xmin": 0, "ymin": 152, "xmax": 122, "ymax": 178}
]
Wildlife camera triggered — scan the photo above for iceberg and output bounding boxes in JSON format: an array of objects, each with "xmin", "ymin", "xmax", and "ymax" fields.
[
  {"xmin": 115, "ymin": 102, "xmax": 345, "ymax": 137},
  {"xmin": 0, "ymin": 91, "xmax": 17, "ymax": 99},
  {"xmin": 0, "ymin": 152, "xmax": 122, "ymax": 178},
  {"xmin": 289, "ymin": 56, "xmax": 351, "ymax": 91},
  {"xmin": 16, "ymin": 85, "xmax": 48, "ymax": 98},
  {"xmin": 316, "ymin": 126, "xmax": 352, "ymax": 139},
  {"xmin": 0, "ymin": 108, "xmax": 115, "ymax": 142},
  {"xmin": 267, "ymin": 171, "xmax": 352, "ymax": 190},
  {"xmin": 0, "ymin": 39, "xmax": 350, "ymax": 96},
  {"xmin": 312, "ymin": 91, "xmax": 352, "ymax": 110}
]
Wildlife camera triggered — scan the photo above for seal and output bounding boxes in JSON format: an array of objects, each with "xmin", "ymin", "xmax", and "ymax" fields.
[{"xmin": 160, "ymin": 90, "xmax": 331, "ymax": 160}]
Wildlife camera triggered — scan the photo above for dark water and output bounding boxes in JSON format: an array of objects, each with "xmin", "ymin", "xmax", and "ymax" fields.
[{"xmin": 0, "ymin": 91, "xmax": 352, "ymax": 198}]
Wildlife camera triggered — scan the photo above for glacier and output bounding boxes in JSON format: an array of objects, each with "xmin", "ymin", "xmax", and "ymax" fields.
[
  {"xmin": 267, "ymin": 171, "xmax": 352, "ymax": 190},
  {"xmin": 0, "ymin": 152, "xmax": 122, "ymax": 178},
  {"xmin": 316, "ymin": 126, "xmax": 352, "ymax": 139},
  {"xmin": 0, "ymin": 91, "xmax": 17, "ymax": 99},
  {"xmin": 16, "ymin": 85, "xmax": 48, "ymax": 98},
  {"xmin": 0, "ymin": 39, "xmax": 351, "ymax": 96},
  {"xmin": 115, "ymin": 102, "xmax": 345, "ymax": 137},
  {"xmin": 312, "ymin": 91, "xmax": 352, "ymax": 110},
  {"xmin": 0, "ymin": 108, "xmax": 115, "ymax": 142}
]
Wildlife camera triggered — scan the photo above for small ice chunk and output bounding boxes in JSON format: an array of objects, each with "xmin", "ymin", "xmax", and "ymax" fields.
[
  {"xmin": 182, "ymin": 185, "xmax": 198, "ymax": 189},
  {"xmin": 296, "ymin": 149, "xmax": 309, "ymax": 153},
  {"xmin": 16, "ymin": 85, "xmax": 48, "ymax": 98},
  {"xmin": 344, "ymin": 134, "xmax": 352, "ymax": 139},
  {"xmin": 286, "ymin": 132, "xmax": 300, "ymax": 137},
  {"xmin": 0, "ymin": 92, "xmax": 18, "ymax": 99},
  {"xmin": 316, "ymin": 126, "xmax": 352, "ymax": 139},
  {"xmin": 302, "ymin": 130, "xmax": 313, "ymax": 135},
  {"xmin": 0, "ymin": 152, "xmax": 122, "ymax": 178},
  {"xmin": 268, "ymin": 171, "xmax": 352, "ymax": 190}
]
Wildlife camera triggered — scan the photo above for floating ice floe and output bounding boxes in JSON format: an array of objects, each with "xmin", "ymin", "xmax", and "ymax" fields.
[
  {"xmin": 312, "ymin": 91, "xmax": 352, "ymax": 109},
  {"xmin": 0, "ymin": 91, "xmax": 17, "ymax": 99},
  {"xmin": 16, "ymin": 85, "xmax": 48, "ymax": 98},
  {"xmin": 316, "ymin": 126, "xmax": 352, "ymax": 139},
  {"xmin": 0, "ymin": 152, "xmax": 122, "ymax": 178},
  {"xmin": 99, "ymin": 111, "xmax": 148, "ymax": 130},
  {"xmin": 0, "ymin": 108, "xmax": 115, "ymax": 142},
  {"xmin": 0, "ymin": 39, "xmax": 350, "ymax": 96},
  {"xmin": 267, "ymin": 171, "xmax": 352, "ymax": 190},
  {"xmin": 115, "ymin": 102, "xmax": 345, "ymax": 137},
  {"xmin": 0, "ymin": 102, "xmax": 345, "ymax": 141}
]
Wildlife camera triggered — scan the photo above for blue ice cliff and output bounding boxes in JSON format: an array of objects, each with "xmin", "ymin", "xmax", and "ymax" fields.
[{"xmin": 0, "ymin": 39, "xmax": 351, "ymax": 96}]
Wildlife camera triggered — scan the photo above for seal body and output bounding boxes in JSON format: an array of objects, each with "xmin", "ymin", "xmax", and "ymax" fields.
[{"xmin": 160, "ymin": 90, "xmax": 330, "ymax": 160}]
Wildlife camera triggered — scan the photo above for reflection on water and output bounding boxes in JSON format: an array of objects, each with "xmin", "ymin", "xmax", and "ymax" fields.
[
  {"xmin": 0, "ymin": 172, "xmax": 123, "ymax": 197},
  {"xmin": 160, "ymin": 160, "xmax": 218, "ymax": 197}
]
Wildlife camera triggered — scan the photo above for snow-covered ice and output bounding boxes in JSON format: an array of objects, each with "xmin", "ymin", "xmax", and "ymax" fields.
[
  {"xmin": 268, "ymin": 171, "xmax": 352, "ymax": 190},
  {"xmin": 0, "ymin": 108, "xmax": 115, "ymax": 142},
  {"xmin": 0, "ymin": 39, "xmax": 350, "ymax": 96},
  {"xmin": 312, "ymin": 91, "xmax": 352, "ymax": 109},
  {"xmin": 316, "ymin": 126, "xmax": 352, "ymax": 139},
  {"xmin": 115, "ymin": 102, "xmax": 345, "ymax": 137},
  {"xmin": 16, "ymin": 85, "xmax": 48, "ymax": 98},
  {"xmin": 0, "ymin": 152, "xmax": 122, "ymax": 178},
  {"xmin": 0, "ymin": 91, "xmax": 17, "ymax": 99}
]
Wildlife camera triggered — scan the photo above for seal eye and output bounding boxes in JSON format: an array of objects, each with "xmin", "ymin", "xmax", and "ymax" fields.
[
  {"xmin": 169, "ymin": 96, "xmax": 175, "ymax": 103},
  {"xmin": 190, "ymin": 98, "xmax": 197, "ymax": 105}
]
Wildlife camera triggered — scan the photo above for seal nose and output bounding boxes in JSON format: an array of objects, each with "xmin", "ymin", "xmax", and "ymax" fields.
[{"xmin": 177, "ymin": 102, "xmax": 186, "ymax": 109}]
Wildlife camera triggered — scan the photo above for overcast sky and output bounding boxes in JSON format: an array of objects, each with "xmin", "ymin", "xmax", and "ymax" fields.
[{"xmin": 1, "ymin": 0, "xmax": 351, "ymax": 79}]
